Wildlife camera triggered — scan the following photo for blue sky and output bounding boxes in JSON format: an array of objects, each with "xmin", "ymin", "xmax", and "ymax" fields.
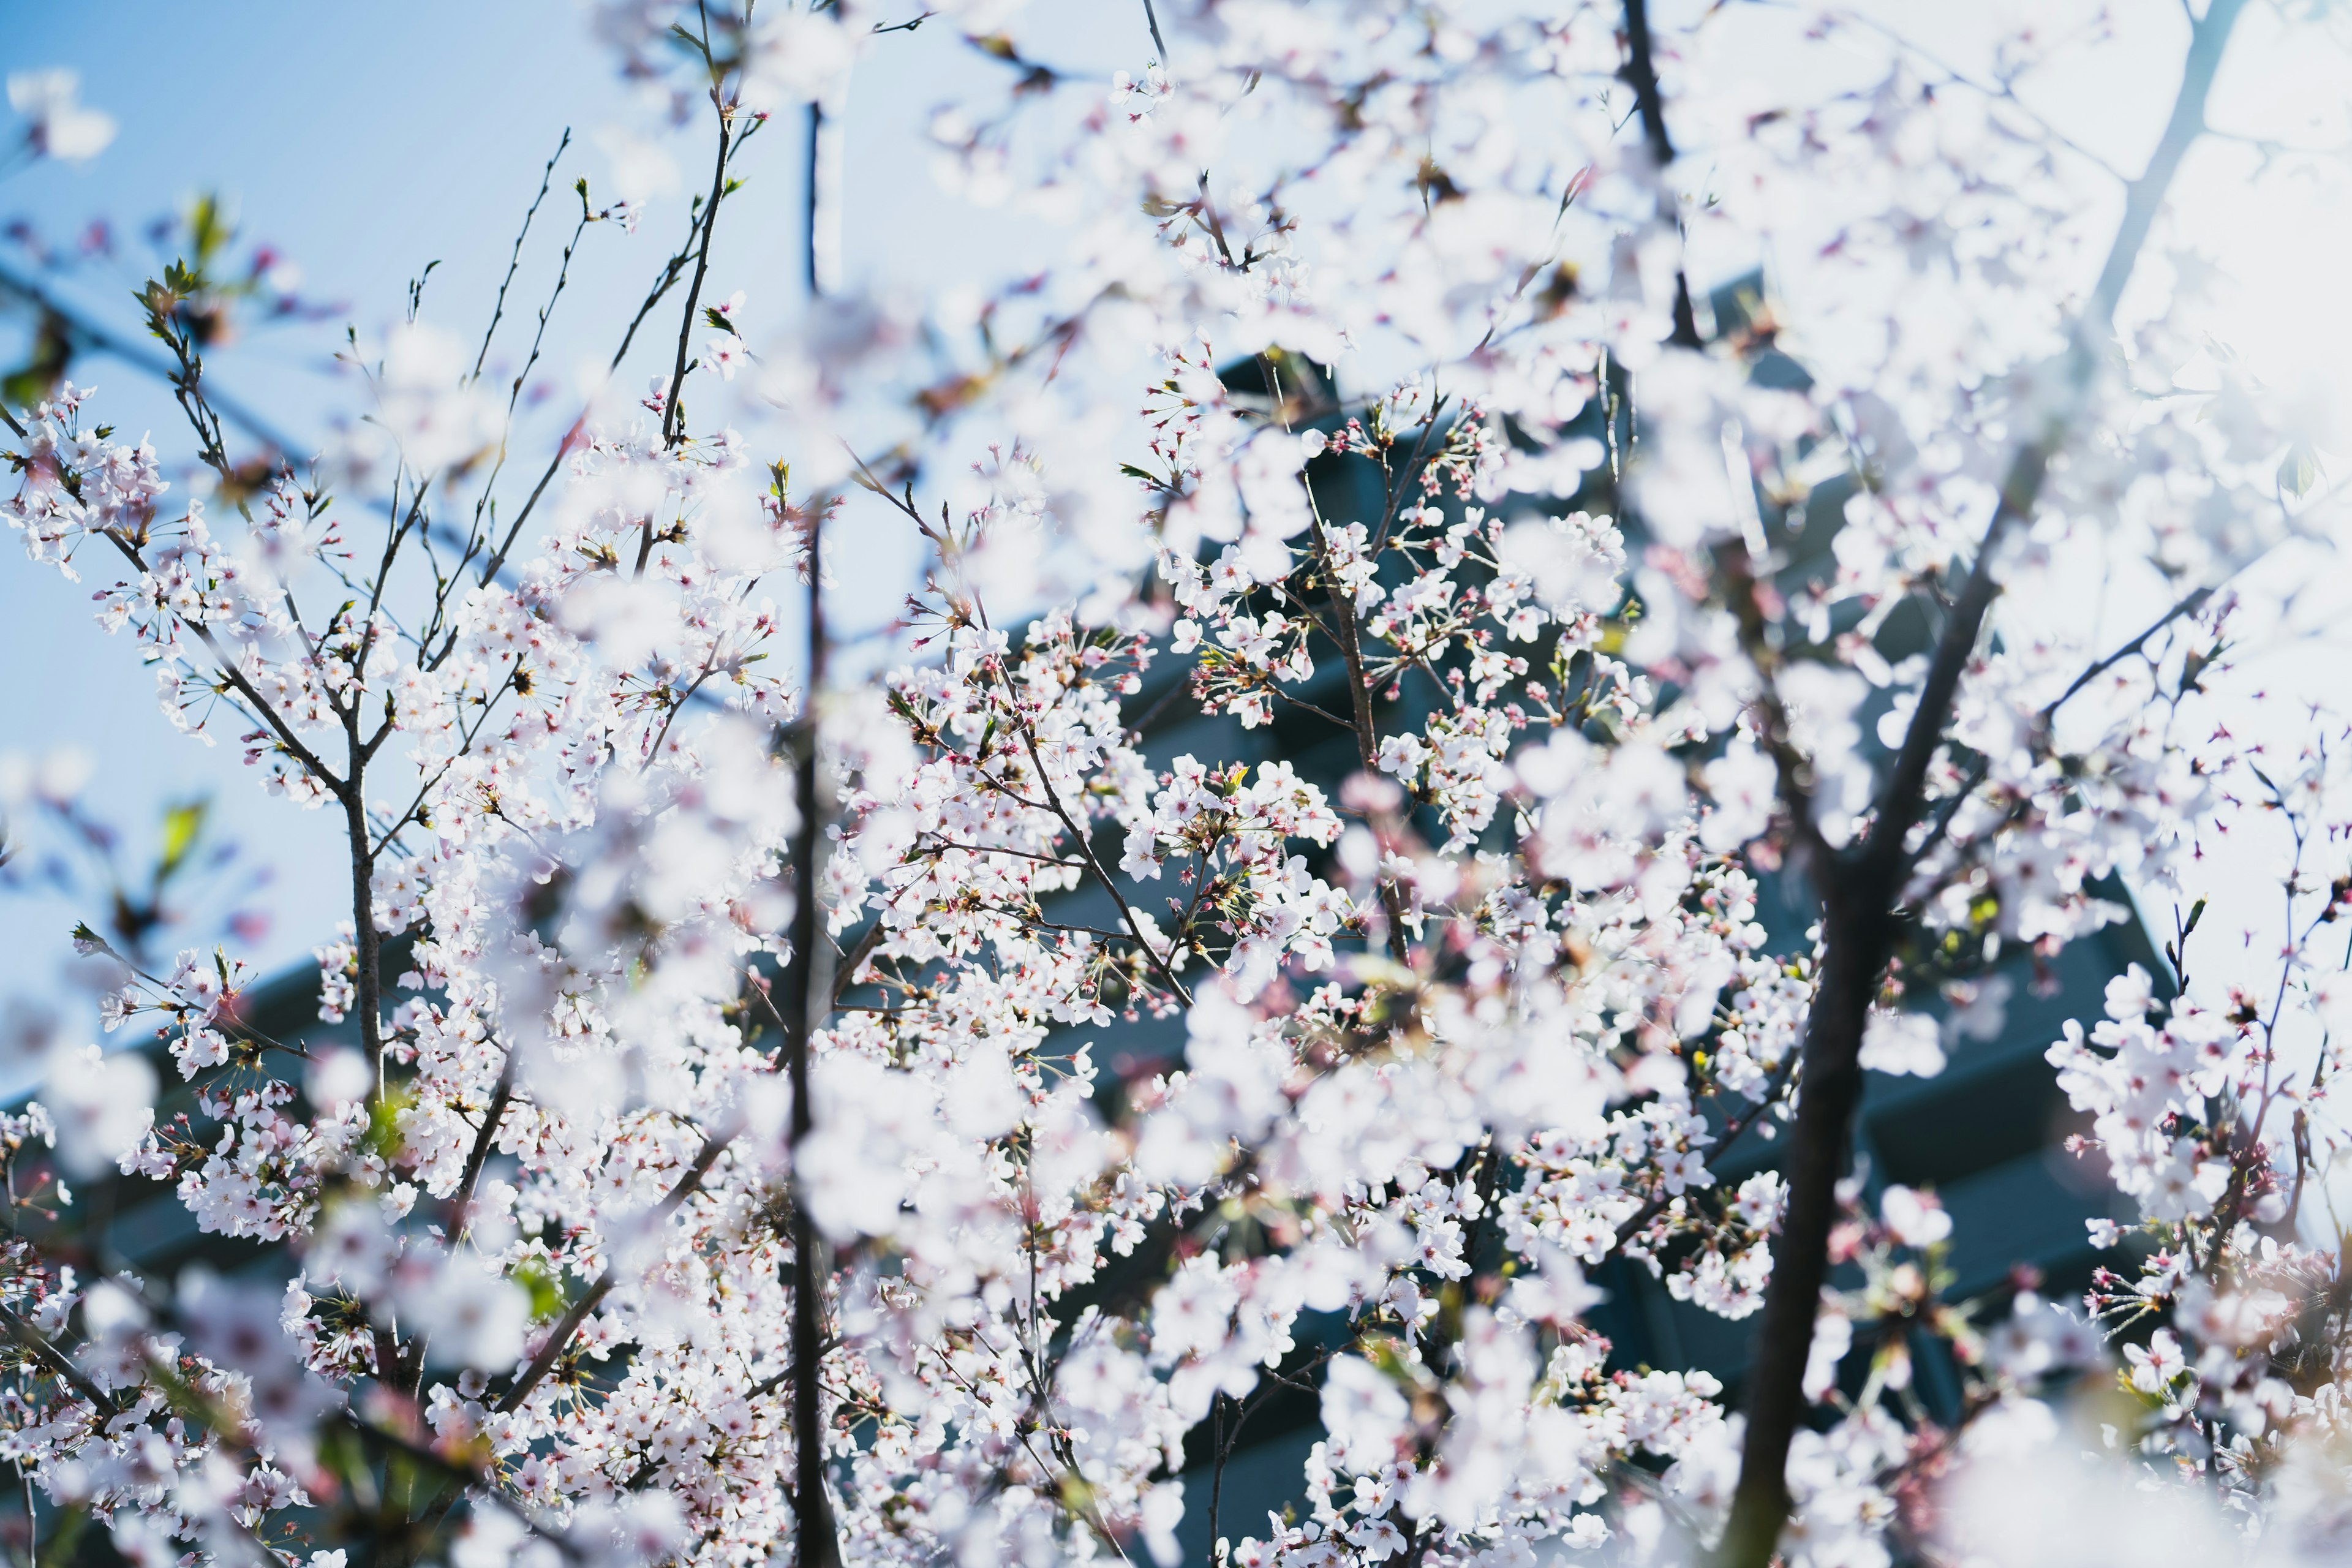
[
  {"xmin": 0, "ymin": 1, "xmax": 1140, "ymax": 1019},
  {"xmin": 9, "ymin": 0, "xmax": 2352, "ymax": 1036}
]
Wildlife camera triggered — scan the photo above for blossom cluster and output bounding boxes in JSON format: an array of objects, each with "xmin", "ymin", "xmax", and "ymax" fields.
[{"xmin": 5, "ymin": 1, "xmax": 2352, "ymax": 1567}]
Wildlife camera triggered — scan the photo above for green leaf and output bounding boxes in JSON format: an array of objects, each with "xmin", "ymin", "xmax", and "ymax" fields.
[
  {"xmin": 364, "ymin": 1086, "xmax": 410, "ymax": 1163},
  {"xmin": 2280, "ymin": 442, "xmax": 2321, "ymax": 499},
  {"xmin": 38, "ymin": 1502, "xmax": 91, "ymax": 1567},
  {"xmin": 186, "ymin": 191, "xmax": 232, "ymax": 270},
  {"xmin": 158, "ymin": 799, "xmax": 206, "ymax": 880},
  {"xmin": 2, "ymin": 311, "xmax": 72, "ymax": 408},
  {"xmin": 513, "ymin": 1259, "xmax": 566, "ymax": 1321}
]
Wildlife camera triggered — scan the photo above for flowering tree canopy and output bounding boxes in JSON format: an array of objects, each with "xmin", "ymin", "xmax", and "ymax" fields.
[{"xmin": 7, "ymin": 2, "xmax": 2352, "ymax": 1567}]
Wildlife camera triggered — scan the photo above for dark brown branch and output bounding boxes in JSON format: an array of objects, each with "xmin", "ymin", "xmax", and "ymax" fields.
[
  {"xmin": 805, "ymin": 102, "xmax": 826, "ymax": 298},
  {"xmin": 492, "ymin": 1131, "xmax": 729, "ymax": 1416},
  {"xmin": 660, "ymin": 90, "xmax": 735, "ymax": 451},
  {"xmin": 2044, "ymin": 583, "xmax": 2214, "ymax": 718},
  {"xmin": 784, "ymin": 511, "xmax": 846, "ymax": 1568},
  {"xmin": 991, "ymin": 663, "xmax": 1196, "ymax": 1006},
  {"xmin": 1618, "ymin": 0, "xmax": 1702, "ymax": 349},
  {"xmin": 1714, "ymin": 4, "xmax": 2248, "ymax": 1563},
  {"xmin": 1260, "ymin": 346, "xmax": 1411, "ymax": 958},
  {"xmin": 1718, "ymin": 543, "xmax": 1834, "ymax": 873},
  {"xmin": 831, "ymin": 921, "xmax": 884, "ymax": 1008},
  {"xmin": 131, "ymin": 289, "xmax": 398, "ymax": 1114},
  {"xmin": 344, "ymin": 774, "xmax": 387, "ymax": 1097},
  {"xmin": 436, "ymin": 199, "xmax": 592, "ymax": 635},
  {"xmin": 96, "ymin": 527, "xmax": 350, "ymax": 819},
  {"xmin": 1140, "ymin": 0, "xmax": 1170, "ymax": 69},
  {"xmin": 0, "ymin": 1305, "xmax": 123, "ymax": 1422},
  {"xmin": 1306, "ymin": 517, "xmax": 1414, "ymax": 960},
  {"xmin": 1903, "ymin": 583, "xmax": 2215, "ymax": 880},
  {"xmin": 449, "ymin": 1058, "xmax": 516, "ymax": 1240}
]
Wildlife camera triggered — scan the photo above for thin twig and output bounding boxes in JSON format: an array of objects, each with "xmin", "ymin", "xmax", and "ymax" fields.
[
  {"xmin": 990, "ymin": 663, "xmax": 1196, "ymax": 1006},
  {"xmin": 473, "ymin": 130, "xmax": 573, "ymax": 380},
  {"xmin": 0, "ymin": 254, "xmax": 304, "ymax": 456},
  {"xmin": 2043, "ymin": 584, "xmax": 2214, "ymax": 718},
  {"xmin": 661, "ymin": 74, "xmax": 736, "ymax": 451},
  {"xmin": 471, "ymin": 189, "xmax": 715, "ymax": 594},
  {"xmin": 0, "ymin": 1304, "xmax": 123, "ymax": 1422},
  {"xmin": 1140, "ymin": 0, "xmax": 1170, "ymax": 69}
]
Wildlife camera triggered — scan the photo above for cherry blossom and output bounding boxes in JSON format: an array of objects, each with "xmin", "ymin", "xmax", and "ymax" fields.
[{"xmin": 7, "ymin": 1, "xmax": 2352, "ymax": 1566}]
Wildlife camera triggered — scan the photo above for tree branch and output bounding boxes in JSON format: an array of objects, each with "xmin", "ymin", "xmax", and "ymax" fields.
[
  {"xmin": 1618, "ymin": 0, "xmax": 1702, "ymax": 349},
  {"xmin": 491, "ymin": 1130, "xmax": 729, "ymax": 1417},
  {"xmin": 659, "ymin": 91, "xmax": 735, "ymax": 453},
  {"xmin": 783, "ymin": 508, "xmax": 846, "ymax": 1568},
  {"xmin": 0, "ymin": 1304, "xmax": 123, "ymax": 1423},
  {"xmin": 448, "ymin": 1057, "xmax": 516, "ymax": 1240},
  {"xmin": 1714, "ymin": 4, "xmax": 2248, "ymax": 1563},
  {"xmin": 990, "ymin": 663, "xmax": 1195, "ymax": 1008}
]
